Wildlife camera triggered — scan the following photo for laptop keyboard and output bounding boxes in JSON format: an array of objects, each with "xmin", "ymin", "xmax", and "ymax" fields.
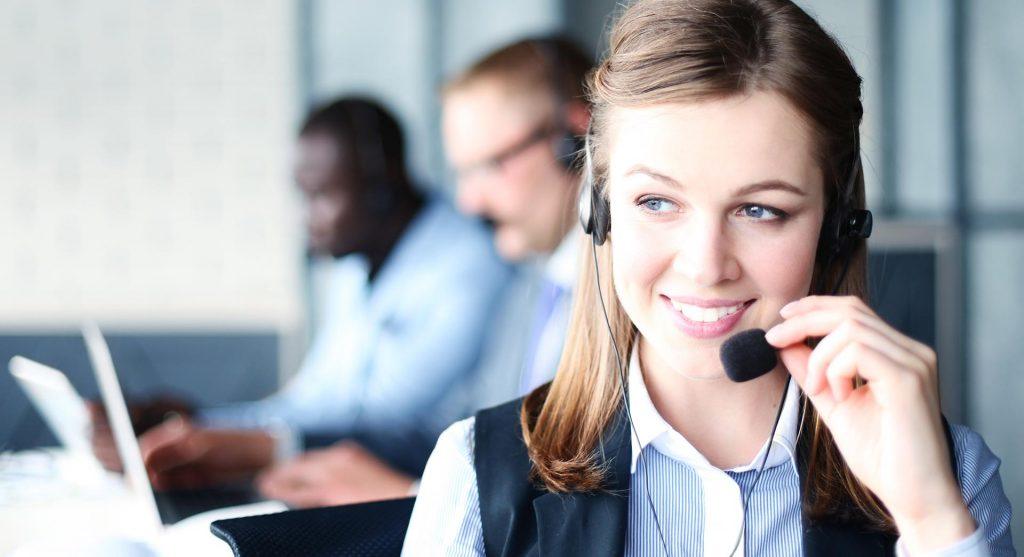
[{"xmin": 154, "ymin": 483, "xmax": 262, "ymax": 524}]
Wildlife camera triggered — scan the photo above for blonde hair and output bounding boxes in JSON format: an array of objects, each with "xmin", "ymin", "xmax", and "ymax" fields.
[
  {"xmin": 443, "ymin": 36, "xmax": 593, "ymax": 111},
  {"xmin": 522, "ymin": 0, "xmax": 890, "ymax": 530}
]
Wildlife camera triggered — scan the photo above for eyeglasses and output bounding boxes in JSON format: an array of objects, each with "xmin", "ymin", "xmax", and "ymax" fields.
[{"xmin": 455, "ymin": 124, "xmax": 557, "ymax": 181}]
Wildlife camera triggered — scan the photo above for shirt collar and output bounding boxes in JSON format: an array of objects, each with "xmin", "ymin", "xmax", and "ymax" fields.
[
  {"xmin": 543, "ymin": 230, "xmax": 580, "ymax": 291},
  {"xmin": 627, "ymin": 346, "xmax": 801, "ymax": 475}
]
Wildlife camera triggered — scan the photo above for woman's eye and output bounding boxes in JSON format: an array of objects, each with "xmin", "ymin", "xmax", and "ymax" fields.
[
  {"xmin": 639, "ymin": 197, "xmax": 676, "ymax": 213},
  {"xmin": 739, "ymin": 204, "xmax": 787, "ymax": 221}
]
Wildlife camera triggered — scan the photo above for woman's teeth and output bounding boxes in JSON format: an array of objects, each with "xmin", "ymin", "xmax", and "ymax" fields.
[{"xmin": 669, "ymin": 300, "xmax": 746, "ymax": 323}]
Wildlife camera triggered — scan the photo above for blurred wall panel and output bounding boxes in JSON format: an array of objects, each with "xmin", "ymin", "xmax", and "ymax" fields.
[
  {"xmin": 305, "ymin": 0, "xmax": 563, "ymax": 191},
  {"xmin": 564, "ymin": 0, "xmax": 619, "ymax": 60},
  {"xmin": 968, "ymin": 1, "xmax": 1024, "ymax": 212},
  {"xmin": 308, "ymin": 0, "xmax": 439, "ymax": 186},
  {"xmin": 968, "ymin": 0, "xmax": 1024, "ymax": 544},
  {"xmin": 440, "ymin": 0, "xmax": 562, "ymax": 77},
  {"xmin": 970, "ymin": 232, "xmax": 1024, "ymax": 541},
  {"xmin": 795, "ymin": 0, "xmax": 885, "ymax": 211},
  {"xmin": 0, "ymin": 0, "xmax": 304, "ymax": 330},
  {"xmin": 892, "ymin": 0, "xmax": 956, "ymax": 216}
]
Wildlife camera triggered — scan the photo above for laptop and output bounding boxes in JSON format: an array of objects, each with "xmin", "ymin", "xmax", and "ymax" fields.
[
  {"xmin": 9, "ymin": 324, "xmax": 268, "ymax": 533},
  {"xmin": 8, "ymin": 355, "xmax": 99, "ymax": 465}
]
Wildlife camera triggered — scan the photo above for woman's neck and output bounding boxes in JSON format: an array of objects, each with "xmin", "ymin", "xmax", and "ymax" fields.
[{"xmin": 638, "ymin": 339, "xmax": 789, "ymax": 469}]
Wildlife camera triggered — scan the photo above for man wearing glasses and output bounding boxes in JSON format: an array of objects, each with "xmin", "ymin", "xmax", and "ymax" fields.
[
  {"xmin": 440, "ymin": 36, "xmax": 592, "ymax": 400},
  {"xmin": 256, "ymin": 37, "xmax": 594, "ymax": 507}
]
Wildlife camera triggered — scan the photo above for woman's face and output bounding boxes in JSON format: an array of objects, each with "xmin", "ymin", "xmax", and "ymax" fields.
[{"xmin": 606, "ymin": 92, "xmax": 826, "ymax": 378}]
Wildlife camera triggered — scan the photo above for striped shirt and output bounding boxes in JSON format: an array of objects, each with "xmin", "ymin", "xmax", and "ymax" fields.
[{"xmin": 403, "ymin": 349, "xmax": 1015, "ymax": 556}]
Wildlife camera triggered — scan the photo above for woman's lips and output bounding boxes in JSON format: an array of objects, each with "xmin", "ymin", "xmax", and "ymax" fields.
[{"xmin": 661, "ymin": 296, "xmax": 755, "ymax": 339}]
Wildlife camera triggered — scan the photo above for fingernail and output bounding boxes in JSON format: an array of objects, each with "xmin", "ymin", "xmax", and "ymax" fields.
[
  {"xmin": 764, "ymin": 326, "xmax": 779, "ymax": 344},
  {"xmin": 779, "ymin": 302, "xmax": 794, "ymax": 317}
]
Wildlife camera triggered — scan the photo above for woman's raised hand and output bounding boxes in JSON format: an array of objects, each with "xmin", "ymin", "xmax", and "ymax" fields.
[{"xmin": 765, "ymin": 295, "xmax": 975, "ymax": 553}]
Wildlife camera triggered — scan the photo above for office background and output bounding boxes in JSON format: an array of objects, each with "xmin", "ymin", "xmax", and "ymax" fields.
[{"xmin": 1, "ymin": 0, "xmax": 1021, "ymax": 540}]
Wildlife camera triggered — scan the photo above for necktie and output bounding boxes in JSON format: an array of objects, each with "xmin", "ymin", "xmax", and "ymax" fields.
[{"xmin": 519, "ymin": 279, "xmax": 565, "ymax": 395}]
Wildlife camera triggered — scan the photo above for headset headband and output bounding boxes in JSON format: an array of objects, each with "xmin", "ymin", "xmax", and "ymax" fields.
[{"xmin": 578, "ymin": 131, "xmax": 872, "ymax": 258}]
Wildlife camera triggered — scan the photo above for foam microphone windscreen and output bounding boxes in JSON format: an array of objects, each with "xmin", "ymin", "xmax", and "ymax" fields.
[{"xmin": 720, "ymin": 328, "xmax": 778, "ymax": 383}]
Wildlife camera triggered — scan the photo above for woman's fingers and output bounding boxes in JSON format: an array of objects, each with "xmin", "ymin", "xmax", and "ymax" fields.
[
  {"xmin": 768, "ymin": 295, "xmax": 940, "ymax": 410},
  {"xmin": 779, "ymin": 295, "xmax": 871, "ymax": 319},
  {"xmin": 767, "ymin": 308, "xmax": 850, "ymax": 348},
  {"xmin": 768, "ymin": 303, "xmax": 889, "ymax": 348},
  {"xmin": 778, "ymin": 343, "xmax": 836, "ymax": 418},
  {"xmin": 780, "ymin": 331, "xmax": 926, "ymax": 420},
  {"xmin": 824, "ymin": 340, "xmax": 926, "ymax": 411},
  {"xmin": 806, "ymin": 318, "xmax": 922, "ymax": 396},
  {"xmin": 775, "ymin": 296, "xmax": 937, "ymax": 364},
  {"xmin": 824, "ymin": 342, "xmax": 868, "ymax": 402}
]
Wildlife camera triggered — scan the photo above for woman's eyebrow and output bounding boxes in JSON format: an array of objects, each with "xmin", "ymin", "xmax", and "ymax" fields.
[
  {"xmin": 733, "ymin": 180, "xmax": 807, "ymax": 197},
  {"xmin": 624, "ymin": 165, "xmax": 808, "ymax": 198},
  {"xmin": 623, "ymin": 165, "xmax": 682, "ymax": 188}
]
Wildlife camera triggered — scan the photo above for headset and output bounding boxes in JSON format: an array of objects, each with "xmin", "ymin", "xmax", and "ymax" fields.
[
  {"xmin": 346, "ymin": 101, "xmax": 400, "ymax": 216},
  {"xmin": 579, "ymin": 129, "xmax": 873, "ymax": 555},
  {"xmin": 580, "ymin": 132, "xmax": 872, "ymax": 255}
]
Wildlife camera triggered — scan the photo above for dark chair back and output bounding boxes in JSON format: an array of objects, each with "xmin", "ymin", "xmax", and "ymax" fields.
[{"xmin": 211, "ymin": 497, "xmax": 416, "ymax": 557}]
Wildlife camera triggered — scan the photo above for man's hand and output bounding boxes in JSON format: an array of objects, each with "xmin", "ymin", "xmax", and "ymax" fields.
[
  {"xmin": 87, "ymin": 396, "xmax": 193, "ymax": 472},
  {"xmin": 256, "ymin": 441, "xmax": 415, "ymax": 508},
  {"xmin": 138, "ymin": 416, "xmax": 275, "ymax": 490}
]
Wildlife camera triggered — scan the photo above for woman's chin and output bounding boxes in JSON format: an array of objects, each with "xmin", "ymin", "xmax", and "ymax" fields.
[{"xmin": 644, "ymin": 336, "xmax": 726, "ymax": 378}]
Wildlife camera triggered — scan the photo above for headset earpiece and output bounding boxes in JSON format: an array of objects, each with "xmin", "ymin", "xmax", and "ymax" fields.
[
  {"xmin": 814, "ymin": 153, "xmax": 872, "ymax": 297},
  {"xmin": 349, "ymin": 103, "xmax": 397, "ymax": 216},
  {"xmin": 835, "ymin": 158, "xmax": 871, "ymax": 244},
  {"xmin": 578, "ymin": 133, "xmax": 611, "ymax": 245},
  {"xmin": 845, "ymin": 209, "xmax": 873, "ymax": 240}
]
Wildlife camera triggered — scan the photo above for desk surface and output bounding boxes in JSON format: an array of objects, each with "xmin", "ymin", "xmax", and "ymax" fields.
[{"xmin": 0, "ymin": 449, "xmax": 285, "ymax": 556}]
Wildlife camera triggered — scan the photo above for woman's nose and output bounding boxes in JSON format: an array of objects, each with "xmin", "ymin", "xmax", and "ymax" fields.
[{"xmin": 671, "ymin": 217, "xmax": 741, "ymax": 287}]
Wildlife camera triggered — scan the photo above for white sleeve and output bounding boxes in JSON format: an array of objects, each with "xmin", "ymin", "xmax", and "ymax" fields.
[
  {"xmin": 895, "ymin": 424, "xmax": 1016, "ymax": 557},
  {"xmin": 401, "ymin": 418, "xmax": 485, "ymax": 557},
  {"xmin": 895, "ymin": 528, "xmax": 989, "ymax": 557}
]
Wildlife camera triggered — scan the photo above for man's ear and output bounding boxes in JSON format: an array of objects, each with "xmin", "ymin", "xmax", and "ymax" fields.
[{"xmin": 564, "ymin": 100, "xmax": 591, "ymax": 136}]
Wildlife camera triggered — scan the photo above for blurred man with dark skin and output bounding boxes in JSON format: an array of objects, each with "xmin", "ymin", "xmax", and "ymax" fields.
[
  {"xmin": 90, "ymin": 97, "xmax": 510, "ymax": 498},
  {"xmin": 254, "ymin": 37, "xmax": 594, "ymax": 508}
]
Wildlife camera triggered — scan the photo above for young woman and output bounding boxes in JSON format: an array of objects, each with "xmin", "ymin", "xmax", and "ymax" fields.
[{"xmin": 403, "ymin": 1, "xmax": 1014, "ymax": 555}]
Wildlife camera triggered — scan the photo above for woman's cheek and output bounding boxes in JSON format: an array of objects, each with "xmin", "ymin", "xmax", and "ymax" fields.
[
  {"xmin": 611, "ymin": 226, "xmax": 672, "ymax": 316},
  {"xmin": 742, "ymin": 229, "xmax": 818, "ymax": 300}
]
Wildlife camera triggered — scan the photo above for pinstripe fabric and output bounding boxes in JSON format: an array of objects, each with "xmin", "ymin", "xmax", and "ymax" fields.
[
  {"xmin": 627, "ymin": 448, "xmax": 707, "ymax": 555},
  {"xmin": 404, "ymin": 418, "xmax": 485, "ymax": 557},
  {"xmin": 403, "ymin": 355, "xmax": 1015, "ymax": 556},
  {"xmin": 625, "ymin": 448, "xmax": 806, "ymax": 556},
  {"xmin": 403, "ymin": 420, "xmax": 1014, "ymax": 556},
  {"xmin": 725, "ymin": 460, "xmax": 803, "ymax": 556}
]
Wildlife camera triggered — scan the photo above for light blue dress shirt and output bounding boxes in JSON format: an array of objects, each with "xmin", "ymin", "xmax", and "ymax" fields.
[
  {"xmin": 403, "ymin": 347, "xmax": 1015, "ymax": 556},
  {"xmin": 429, "ymin": 231, "xmax": 580, "ymax": 434},
  {"xmin": 517, "ymin": 231, "xmax": 577, "ymax": 395},
  {"xmin": 199, "ymin": 197, "xmax": 511, "ymax": 462}
]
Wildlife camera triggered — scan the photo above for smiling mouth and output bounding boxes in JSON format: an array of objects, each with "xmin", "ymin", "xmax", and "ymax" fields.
[{"xmin": 666, "ymin": 298, "xmax": 755, "ymax": 323}]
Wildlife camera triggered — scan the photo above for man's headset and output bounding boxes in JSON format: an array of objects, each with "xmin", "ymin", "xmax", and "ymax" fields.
[
  {"xmin": 578, "ymin": 129, "xmax": 873, "ymax": 556},
  {"xmin": 346, "ymin": 101, "xmax": 399, "ymax": 215}
]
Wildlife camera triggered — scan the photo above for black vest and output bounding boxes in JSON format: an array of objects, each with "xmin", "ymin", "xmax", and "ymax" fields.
[{"xmin": 473, "ymin": 396, "xmax": 959, "ymax": 557}]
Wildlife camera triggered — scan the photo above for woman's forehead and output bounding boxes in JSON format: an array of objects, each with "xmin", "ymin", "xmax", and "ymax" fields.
[{"xmin": 604, "ymin": 92, "xmax": 823, "ymax": 198}]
